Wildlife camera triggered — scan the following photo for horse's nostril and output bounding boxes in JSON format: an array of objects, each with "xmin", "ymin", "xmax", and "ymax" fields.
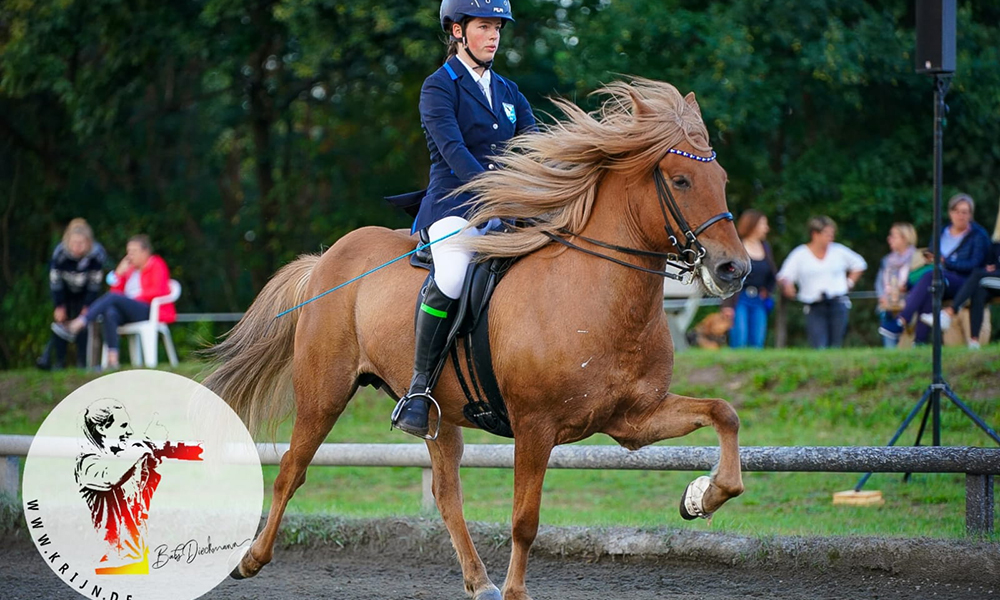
[
  {"xmin": 716, "ymin": 261, "xmax": 735, "ymax": 280},
  {"xmin": 715, "ymin": 261, "xmax": 747, "ymax": 282}
]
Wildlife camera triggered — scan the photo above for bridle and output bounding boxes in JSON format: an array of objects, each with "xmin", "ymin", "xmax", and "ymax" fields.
[{"xmin": 542, "ymin": 148, "xmax": 734, "ymax": 282}]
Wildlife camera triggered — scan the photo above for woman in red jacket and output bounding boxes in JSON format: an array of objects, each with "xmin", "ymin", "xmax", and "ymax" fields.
[{"xmin": 52, "ymin": 234, "xmax": 175, "ymax": 368}]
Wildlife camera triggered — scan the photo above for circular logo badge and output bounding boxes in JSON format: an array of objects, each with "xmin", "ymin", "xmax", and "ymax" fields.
[{"xmin": 22, "ymin": 371, "xmax": 262, "ymax": 600}]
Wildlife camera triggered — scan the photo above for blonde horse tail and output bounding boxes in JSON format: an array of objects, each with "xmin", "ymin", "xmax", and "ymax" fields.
[{"xmin": 202, "ymin": 254, "xmax": 321, "ymax": 436}]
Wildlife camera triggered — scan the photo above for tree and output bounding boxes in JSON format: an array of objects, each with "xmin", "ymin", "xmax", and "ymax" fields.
[{"xmin": 2, "ymin": 0, "xmax": 999, "ymax": 366}]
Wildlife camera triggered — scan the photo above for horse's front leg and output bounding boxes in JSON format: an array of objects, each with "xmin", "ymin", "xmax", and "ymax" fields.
[
  {"xmin": 612, "ymin": 393, "xmax": 743, "ymax": 518},
  {"xmin": 426, "ymin": 422, "xmax": 501, "ymax": 600},
  {"xmin": 501, "ymin": 431, "xmax": 554, "ymax": 600}
]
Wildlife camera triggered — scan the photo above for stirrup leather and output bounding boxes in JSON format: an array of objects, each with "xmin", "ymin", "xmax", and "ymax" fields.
[{"xmin": 390, "ymin": 392, "xmax": 442, "ymax": 441}]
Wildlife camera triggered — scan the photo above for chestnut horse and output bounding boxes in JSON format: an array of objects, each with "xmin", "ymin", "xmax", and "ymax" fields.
[{"xmin": 204, "ymin": 79, "xmax": 749, "ymax": 600}]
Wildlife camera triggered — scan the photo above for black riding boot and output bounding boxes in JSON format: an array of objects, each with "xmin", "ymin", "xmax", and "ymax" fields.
[{"xmin": 391, "ymin": 278, "xmax": 457, "ymax": 438}]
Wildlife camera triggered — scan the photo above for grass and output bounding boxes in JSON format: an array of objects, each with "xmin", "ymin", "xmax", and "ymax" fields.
[{"xmin": 1, "ymin": 347, "xmax": 998, "ymax": 539}]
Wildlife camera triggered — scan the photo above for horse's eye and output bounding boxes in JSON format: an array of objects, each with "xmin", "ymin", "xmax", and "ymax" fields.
[{"xmin": 672, "ymin": 176, "xmax": 691, "ymax": 190}]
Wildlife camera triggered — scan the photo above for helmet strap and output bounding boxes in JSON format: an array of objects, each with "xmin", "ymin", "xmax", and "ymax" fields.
[{"xmin": 458, "ymin": 24, "xmax": 493, "ymax": 71}]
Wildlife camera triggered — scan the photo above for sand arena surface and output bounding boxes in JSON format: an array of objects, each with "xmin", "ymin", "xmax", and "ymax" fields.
[{"xmin": 3, "ymin": 516, "xmax": 997, "ymax": 600}]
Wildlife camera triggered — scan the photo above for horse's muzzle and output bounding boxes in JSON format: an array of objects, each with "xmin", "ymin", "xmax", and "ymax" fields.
[
  {"xmin": 714, "ymin": 258, "xmax": 750, "ymax": 286},
  {"xmin": 702, "ymin": 257, "xmax": 750, "ymax": 298}
]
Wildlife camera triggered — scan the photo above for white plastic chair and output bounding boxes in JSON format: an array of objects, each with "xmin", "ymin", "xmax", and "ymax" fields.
[
  {"xmin": 102, "ymin": 279, "xmax": 181, "ymax": 368},
  {"xmin": 663, "ymin": 278, "xmax": 703, "ymax": 352}
]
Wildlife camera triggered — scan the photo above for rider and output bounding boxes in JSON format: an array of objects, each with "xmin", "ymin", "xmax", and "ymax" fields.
[{"xmin": 390, "ymin": 0, "xmax": 536, "ymax": 438}]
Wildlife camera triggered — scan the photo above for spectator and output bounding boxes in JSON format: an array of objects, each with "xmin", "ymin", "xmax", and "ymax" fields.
[
  {"xmin": 935, "ymin": 200, "xmax": 1000, "ymax": 348},
  {"xmin": 37, "ymin": 218, "xmax": 107, "ymax": 370},
  {"xmin": 52, "ymin": 234, "xmax": 175, "ymax": 369},
  {"xmin": 721, "ymin": 210, "xmax": 777, "ymax": 348},
  {"xmin": 875, "ymin": 223, "xmax": 917, "ymax": 347},
  {"xmin": 879, "ymin": 194, "xmax": 990, "ymax": 344},
  {"xmin": 777, "ymin": 216, "xmax": 867, "ymax": 349}
]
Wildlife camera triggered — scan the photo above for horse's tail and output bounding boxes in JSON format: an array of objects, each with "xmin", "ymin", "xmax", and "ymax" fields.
[{"xmin": 202, "ymin": 254, "xmax": 321, "ymax": 436}]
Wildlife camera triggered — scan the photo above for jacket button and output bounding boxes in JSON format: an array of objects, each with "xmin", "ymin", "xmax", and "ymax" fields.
[
  {"xmin": 490, "ymin": 143, "xmax": 497, "ymax": 150},
  {"xmin": 488, "ymin": 164, "xmax": 496, "ymax": 170},
  {"xmin": 492, "ymin": 123, "xmax": 498, "ymax": 130}
]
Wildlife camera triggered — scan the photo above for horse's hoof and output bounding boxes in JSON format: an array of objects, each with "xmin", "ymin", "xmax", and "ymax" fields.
[
  {"xmin": 230, "ymin": 548, "xmax": 263, "ymax": 580},
  {"xmin": 474, "ymin": 586, "xmax": 502, "ymax": 600},
  {"xmin": 679, "ymin": 475, "xmax": 712, "ymax": 521}
]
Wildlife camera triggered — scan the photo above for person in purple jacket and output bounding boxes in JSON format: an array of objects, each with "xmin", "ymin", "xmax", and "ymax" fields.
[
  {"xmin": 390, "ymin": 0, "xmax": 536, "ymax": 438},
  {"xmin": 934, "ymin": 201, "xmax": 1000, "ymax": 348}
]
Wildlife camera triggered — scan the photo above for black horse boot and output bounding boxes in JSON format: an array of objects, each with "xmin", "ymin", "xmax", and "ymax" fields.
[{"xmin": 391, "ymin": 278, "xmax": 457, "ymax": 439}]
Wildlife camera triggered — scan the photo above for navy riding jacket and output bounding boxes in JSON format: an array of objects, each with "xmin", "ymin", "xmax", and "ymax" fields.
[
  {"xmin": 411, "ymin": 55, "xmax": 536, "ymax": 233},
  {"xmin": 941, "ymin": 221, "xmax": 990, "ymax": 276}
]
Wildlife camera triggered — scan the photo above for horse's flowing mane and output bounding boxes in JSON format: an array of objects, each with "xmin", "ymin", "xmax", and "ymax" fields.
[{"xmin": 462, "ymin": 78, "xmax": 712, "ymax": 259}]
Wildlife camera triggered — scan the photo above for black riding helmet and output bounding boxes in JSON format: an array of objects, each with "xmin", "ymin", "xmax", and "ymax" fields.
[{"xmin": 440, "ymin": 0, "xmax": 514, "ymax": 70}]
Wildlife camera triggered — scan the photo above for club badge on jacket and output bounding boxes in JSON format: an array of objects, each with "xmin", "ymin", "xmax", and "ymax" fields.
[{"xmin": 503, "ymin": 102, "xmax": 516, "ymax": 124}]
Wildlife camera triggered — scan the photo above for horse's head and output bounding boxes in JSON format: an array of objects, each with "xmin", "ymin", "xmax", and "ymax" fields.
[
  {"xmin": 631, "ymin": 86, "xmax": 749, "ymax": 298},
  {"xmin": 653, "ymin": 141, "xmax": 749, "ymax": 297}
]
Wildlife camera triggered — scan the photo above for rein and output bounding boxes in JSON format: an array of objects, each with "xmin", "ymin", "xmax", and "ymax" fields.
[
  {"xmin": 542, "ymin": 230, "xmax": 695, "ymax": 280},
  {"xmin": 543, "ymin": 149, "xmax": 733, "ymax": 281}
]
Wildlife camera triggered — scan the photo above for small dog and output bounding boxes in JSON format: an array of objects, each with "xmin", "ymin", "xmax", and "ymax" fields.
[{"xmin": 686, "ymin": 311, "xmax": 733, "ymax": 349}]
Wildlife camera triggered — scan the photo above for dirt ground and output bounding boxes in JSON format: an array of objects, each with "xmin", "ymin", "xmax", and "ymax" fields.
[{"xmin": 3, "ymin": 527, "xmax": 997, "ymax": 600}]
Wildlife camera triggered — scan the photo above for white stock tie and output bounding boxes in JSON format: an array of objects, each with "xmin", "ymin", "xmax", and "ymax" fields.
[{"xmin": 478, "ymin": 78, "xmax": 492, "ymax": 109}]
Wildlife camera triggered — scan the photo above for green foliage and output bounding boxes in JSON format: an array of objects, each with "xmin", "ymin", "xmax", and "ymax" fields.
[
  {"xmin": 550, "ymin": 0, "xmax": 1000, "ymax": 258},
  {"xmin": 2, "ymin": 1, "xmax": 1000, "ymax": 367}
]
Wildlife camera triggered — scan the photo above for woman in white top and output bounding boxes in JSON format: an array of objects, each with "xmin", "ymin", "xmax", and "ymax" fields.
[{"xmin": 777, "ymin": 216, "xmax": 867, "ymax": 348}]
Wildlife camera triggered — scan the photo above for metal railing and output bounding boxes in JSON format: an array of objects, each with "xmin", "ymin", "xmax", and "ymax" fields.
[{"xmin": 0, "ymin": 435, "xmax": 995, "ymax": 535}]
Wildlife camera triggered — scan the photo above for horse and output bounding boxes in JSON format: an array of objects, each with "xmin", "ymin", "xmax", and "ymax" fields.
[{"xmin": 203, "ymin": 78, "xmax": 750, "ymax": 600}]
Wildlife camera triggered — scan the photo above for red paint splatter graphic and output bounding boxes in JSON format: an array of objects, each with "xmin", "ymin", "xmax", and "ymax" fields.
[{"xmin": 75, "ymin": 399, "xmax": 202, "ymax": 575}]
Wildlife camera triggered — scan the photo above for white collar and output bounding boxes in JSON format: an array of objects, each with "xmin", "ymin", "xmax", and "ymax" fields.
[{"xmin": 457, "ymin": 54, "xmax": 491, "ymax": 89}]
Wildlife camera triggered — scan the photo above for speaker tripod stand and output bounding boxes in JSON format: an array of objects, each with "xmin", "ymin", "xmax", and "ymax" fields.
[{"xmin": 855, "ymin": 74, "xmax": 1000, "ymax": 494}]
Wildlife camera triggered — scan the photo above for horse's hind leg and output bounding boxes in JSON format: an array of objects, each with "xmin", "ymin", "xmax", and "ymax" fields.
[
  {"xmin": 233, "ymin": 357, "xmax": 356, "ymax": 579},
  {"xmin": 614, "ymin": 393, "xmax": 744, "ymax": 518},
  {"xmin": 426, "ymin": 423, "xmax": 501, "ymax": 600}
]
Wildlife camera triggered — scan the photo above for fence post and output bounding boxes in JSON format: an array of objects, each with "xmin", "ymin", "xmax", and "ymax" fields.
[
  {"xmin": 775, "ymin": 295, "xmax": 787, "ymax": 348},
  {"xmin": 0, "ymin": 455, "xmax": 19, "ymax": 498},
  {"xmin": 422, "ymin": 468, "xmax": 435, "ymax": 511},
  {"xmin": 965, "ymin": 473, "xmax": 995, "ymax": 535}
]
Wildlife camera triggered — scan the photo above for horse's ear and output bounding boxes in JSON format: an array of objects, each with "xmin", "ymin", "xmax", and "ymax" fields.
[
  {"xmin": 630, "ymin": 91, "xmax": 649, "ymax": 117},
  {"xmin": 684, "ymin": 92, "xmax": 702, "ymax": 118}
]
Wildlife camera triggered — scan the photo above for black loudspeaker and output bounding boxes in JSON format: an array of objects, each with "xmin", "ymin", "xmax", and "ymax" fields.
[{"xmin": 915, "ymin": 0, "xmax": 956, "ymax": 74}]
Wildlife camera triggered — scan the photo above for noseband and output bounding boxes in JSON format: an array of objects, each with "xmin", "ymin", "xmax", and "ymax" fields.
[{"xmin": 543, "ymin": 148, "xmax": 734, "ymax": 282}]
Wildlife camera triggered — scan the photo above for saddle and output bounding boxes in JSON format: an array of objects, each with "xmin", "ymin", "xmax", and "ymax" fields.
[{"xmin": 411, "ymin": 230, "xmax": 517, "ymax": 438}]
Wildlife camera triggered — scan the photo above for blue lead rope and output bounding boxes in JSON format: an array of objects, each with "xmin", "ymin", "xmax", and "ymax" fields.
[{"xmin": 274, "ymin": 228, "xmax": 462, "ymax": 319}]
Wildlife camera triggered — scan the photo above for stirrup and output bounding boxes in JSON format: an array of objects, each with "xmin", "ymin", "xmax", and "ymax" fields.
[{"xmin": 390, "ymin": 392, "xmax": 442, "ymax": 441}]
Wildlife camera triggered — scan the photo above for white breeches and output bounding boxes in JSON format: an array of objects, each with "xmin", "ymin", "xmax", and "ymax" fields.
[{"xmin": 427, "ymin": 216, "xmax": 489, "ymax": 300}]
